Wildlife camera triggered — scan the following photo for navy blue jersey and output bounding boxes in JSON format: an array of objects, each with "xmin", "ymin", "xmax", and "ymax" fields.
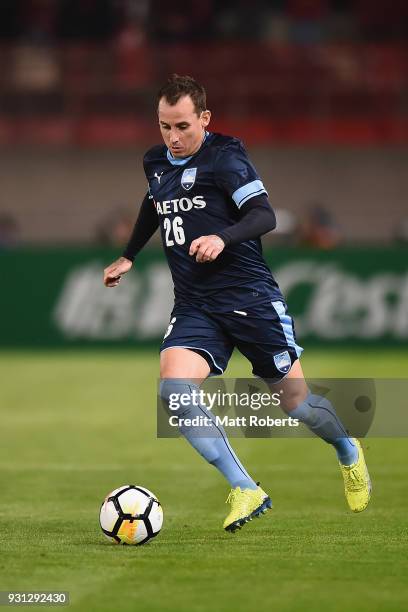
[{"xmin": 144, "ymin": 132, "xmax": 284, "ymax": 311}]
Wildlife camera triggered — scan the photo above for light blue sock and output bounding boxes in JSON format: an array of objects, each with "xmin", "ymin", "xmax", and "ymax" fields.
[
  {"xmin": 289, "ymin": 392, "xmax": 359, "ymax": 466},
  {"xmin": 160, "ymin": 380, "xmax": 257, "ymax": 490}
]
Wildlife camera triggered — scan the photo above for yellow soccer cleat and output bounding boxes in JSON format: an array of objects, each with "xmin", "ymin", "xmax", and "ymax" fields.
[
  {"xmin": 339, "ymin": 439, "xmax": 372, "ymax": 512},
  {"xmin": 223, "ymin": 484, "xmax": 272, "ymax": 532}
]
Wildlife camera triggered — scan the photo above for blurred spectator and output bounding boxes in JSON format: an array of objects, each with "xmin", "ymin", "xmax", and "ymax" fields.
[
  {"xmin": 116, "ymin": 0, "xmax": 148, "ymax": 45},
  {"xmin": 393, "ymin": 218, "xmax": 408, "ymax": 245},
  {"xmin": 288, "ymin": 0, "xmax": 329, "ymax": 43},
  {"xmin": 114, "ymin": 0, "xmax": 152, "ymax": 89},
  {"xmin": 12, "ymin": 44, "xmax": 60, "ymax": 91},
  {"xmin": 213, "ymin": 0, "xmax": 272, "ymax": 40},
  {"xmin": 296, "ymin": 203, "xmax": 341, "ymax": 248},
  {"xmin": 96, "ymin": 209, "xmax": 135, "ymax": 247},
  {"xmin": 20, "ymin": 0, "xmax": 58, "ymax": 44},
  {"xmin": 0, "ymin": 213, "xmax": 19, "ymax": 249},
  {"xmin": 148, "ymin": 0, "xmax": 215, "ymax": 42},
  {"xmin": 265, "ymin": 208, "xmax": 297, "ymax": 245}
]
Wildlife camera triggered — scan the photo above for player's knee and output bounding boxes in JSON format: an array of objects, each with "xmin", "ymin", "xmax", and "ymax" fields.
[
  {"xmin": 285, "ymin": 391, "xmax": 334, "ymax": 425},
  {"xmin": 281, "ymin": 387, "xmax": 310, "ymax": 413}
]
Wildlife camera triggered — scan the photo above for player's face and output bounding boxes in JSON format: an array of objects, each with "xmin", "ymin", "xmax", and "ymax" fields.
[{"xmin": 158, "ymin": 95, "xmax": 211, "ymax": 158}]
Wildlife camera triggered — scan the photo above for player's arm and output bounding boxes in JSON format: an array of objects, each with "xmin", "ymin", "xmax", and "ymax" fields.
[
  {"xmin": 189, "ymin": 194, "xmax": 276, "ymax": 263},
  {"xmin": 103, "ymin": 192, "xmax": 159, "ymax": 287},
  {"xmin": 190, "ymin": 139, "xmax": 277, "ymax": 263},
  {"xmin": 215, "ymin": 194, "xmax": 276, "ymax": 246}
]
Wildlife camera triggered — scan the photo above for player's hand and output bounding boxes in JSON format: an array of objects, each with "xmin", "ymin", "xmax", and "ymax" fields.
[
  {"xmin": 189, "ymin": 235, "xmax": 225, "ymax": 263},
  {"xmin": 103, "ymin": 256, "xmax": 133, "ymax": 287}
]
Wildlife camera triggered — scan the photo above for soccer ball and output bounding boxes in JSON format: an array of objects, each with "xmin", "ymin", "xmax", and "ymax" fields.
[{"xmin": 99, "ymin": 485, "xmax": 163, "ymax": 545}]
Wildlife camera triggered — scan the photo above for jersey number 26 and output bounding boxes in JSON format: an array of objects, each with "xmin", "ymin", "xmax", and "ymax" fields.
[{"xmin": 163, "ymin": 216, "xmax": 185, "ymax": 246}]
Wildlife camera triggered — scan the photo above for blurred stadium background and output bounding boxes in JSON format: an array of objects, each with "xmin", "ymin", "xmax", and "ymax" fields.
[
  {"xmin": 0, "ymin": 0, "xmax": 407, "ymax": 350},
  {"xmin": 1, "ymin": 4, "xmax": 408, "ymax": 611}
]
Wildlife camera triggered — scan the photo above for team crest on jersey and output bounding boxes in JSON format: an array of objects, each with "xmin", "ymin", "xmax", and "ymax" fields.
[
  {"xmin": 181, "ymin": 167, "xmax": 197, "ymax": 191},
  {"xmin": 273, "ymin": 350, "xmax": 291, "ymax": 374}
]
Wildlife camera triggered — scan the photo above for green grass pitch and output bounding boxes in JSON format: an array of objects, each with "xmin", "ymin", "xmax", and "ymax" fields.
[{"xmin": 0, "ymin": 348, "xmax": 407, "ymax": 611}]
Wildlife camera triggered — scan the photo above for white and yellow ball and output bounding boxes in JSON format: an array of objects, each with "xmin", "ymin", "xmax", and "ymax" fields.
[{"xmin": 99, "ymin": 485, "xmax": 163, "ymax": 545}]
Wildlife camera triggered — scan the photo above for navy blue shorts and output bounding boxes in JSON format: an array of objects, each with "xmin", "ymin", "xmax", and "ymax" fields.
[{"xmin": 160, "ymin": 300, "xmax": 303, "ymax": 381}]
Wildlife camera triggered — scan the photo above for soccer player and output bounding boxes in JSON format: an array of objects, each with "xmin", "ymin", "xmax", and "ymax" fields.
[{"xmin": 104, "ymin": 75, "xmax": 371, "ymax": 532}]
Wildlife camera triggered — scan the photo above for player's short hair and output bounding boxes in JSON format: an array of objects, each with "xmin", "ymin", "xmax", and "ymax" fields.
[{"xmin": 157, "ymin": 74, "xmax": 207, "ymax": 116}]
